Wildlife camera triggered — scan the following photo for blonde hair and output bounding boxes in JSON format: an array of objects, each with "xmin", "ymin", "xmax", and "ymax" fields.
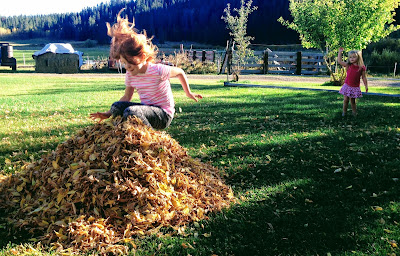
[
  {"xmin": 107, "ymin": 9, "xmax": 158, "ymax": 64},
  {"xmin": 347, "ymin": 50, "xmax": 365, "ymax": 67}
]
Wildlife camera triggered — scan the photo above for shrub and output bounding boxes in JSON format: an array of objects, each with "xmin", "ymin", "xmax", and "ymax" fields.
[
  {"xmin": 364, "ymin": 38, "xmax": 400, "ymax": 75},
  {"xmin": 366, "ymin": 49, "xmax": 400, "ymax": 75},
  {"xmin": 82, "ymin": 39, "xmax": 98, "ymax": 48},
  {"xmin": 158, "ymin": 52, "xmax": 218, "ymax": 74}
]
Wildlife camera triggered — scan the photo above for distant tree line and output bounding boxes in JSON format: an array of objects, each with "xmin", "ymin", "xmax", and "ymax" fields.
[{"xmin": 0, "ymin": 0, "xmax": 300, "ymax": 46}]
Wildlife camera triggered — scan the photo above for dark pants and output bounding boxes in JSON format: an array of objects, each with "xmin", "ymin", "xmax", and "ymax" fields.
[{"xmin": 110, "ymin": 101, "xmax": 173, "ymax": 129}]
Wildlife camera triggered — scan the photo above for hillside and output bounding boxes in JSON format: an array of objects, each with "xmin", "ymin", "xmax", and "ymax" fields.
[{"xmin": 0, "ymin": 0, "xmax": 299, "ymax": 46}]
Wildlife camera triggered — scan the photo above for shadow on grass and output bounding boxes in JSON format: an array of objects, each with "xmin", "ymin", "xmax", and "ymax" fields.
[
  {"xmin": 164, "ymin": 91, "xmax": 400, "ymax": 255},
  {"xmin": 0, "ymin": 86, "xmax": 399, "ymax": 255}
]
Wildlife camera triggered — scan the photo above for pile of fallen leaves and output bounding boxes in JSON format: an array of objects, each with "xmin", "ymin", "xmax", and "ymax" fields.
[{"xmin": 0, "ymin": 117, "xmax": 235, "ymax": 254}]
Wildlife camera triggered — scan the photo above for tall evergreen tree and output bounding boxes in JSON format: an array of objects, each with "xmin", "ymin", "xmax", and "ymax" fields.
[{"xmin": 0, "ymin": 0, "xmax": 301, "ymax": 45}]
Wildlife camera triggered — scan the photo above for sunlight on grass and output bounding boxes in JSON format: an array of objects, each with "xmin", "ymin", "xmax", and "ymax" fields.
[
  {"xmin": 0, "ymin": 74, "xmax": 399, "ymax": 255},
  {"xmin": 230, "ymin": 79, "xmax": 400, "ymax": 95},
  {"xmin": 240, "ymin": 178, "xmax": 313, "ymax": 201}
]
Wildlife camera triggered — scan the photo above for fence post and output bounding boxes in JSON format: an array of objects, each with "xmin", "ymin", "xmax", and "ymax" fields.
[
  {"xmin": 227, "ymin": 48, "xmax": 232, "ymax": 75},
  {"xmin": 202, "ymin": 50, "xmax": 206, "ymax": 62},
  {"xmin": 263, "ymin": 50, "xmax": 269, "ymax": 74},
  {"xmin": 193, "ymin": 50, "xmax": 197, "ymax": 61},
  {"xmin": 296, "ymin": 51, "xmax": 302, "ymax": 75}
]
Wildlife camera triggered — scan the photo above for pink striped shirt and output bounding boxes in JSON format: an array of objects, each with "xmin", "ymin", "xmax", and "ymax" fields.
[{"xmin": 125, "ymin": 63, "xmax": 175, "ymax": 116}]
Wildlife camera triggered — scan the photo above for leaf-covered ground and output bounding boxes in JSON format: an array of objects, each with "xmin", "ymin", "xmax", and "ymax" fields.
[{"xmin": 0, "ymin": 74, "xmax": 399, "ymax": 255}]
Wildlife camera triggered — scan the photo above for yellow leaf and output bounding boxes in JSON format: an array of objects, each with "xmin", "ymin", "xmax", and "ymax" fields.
[
  {"xmin": 93, "ymin": 223, "xmax": 105, "ymax": 229},
  {"xmin": 16, "ymin": 185, "xmax": 24, "ymax": 192},
  {"xmin": 146, "ymin": 213, "xmax": 158, "ymax": 222},
  {"xmin": 172, "ymin": 198, "xmax": 181, "ymax": 208},
  {"xmin": 89, "ymin": 154, "xmax": 97, "ymax": 161},
  {"xmin": 5, "ymin": 158, "xmax": 11, "ymax": 165},
  {"xmin": 57, "ymin": 193, "xmax": 64, "ymax": 204},
  {"xmin": 182, "ymin": 207, "xmax": 190, "ymax": 215},
  {"xmin": 197, "ymin": 208, "xmax": 204, "ymax": 219},
  {"xmin": 373, "ymin": 206, "xmax": 383, "ymax": 211},
  {"xmin": 203, "ymin": 233, "xmax": 211, "ymax": 237},
  {"xmin": 52, "ymin": 160, "xmax": 59, "ymax": 169},
  {"xmin": 72, "ymin": 170, "xmax": 80, "ymax": 179},
  {"xmin": 54, "ymin": 231, "xmax": 63, "ymax": 238},
  {"xmin": 384, "ymin": 229, "xmax": 392, "ymax": 233}
]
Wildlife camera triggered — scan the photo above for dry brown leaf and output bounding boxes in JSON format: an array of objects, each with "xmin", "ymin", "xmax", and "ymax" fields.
[{"xmin": 0, "ymin": 117, "xmax": 236, "ymax": 254}]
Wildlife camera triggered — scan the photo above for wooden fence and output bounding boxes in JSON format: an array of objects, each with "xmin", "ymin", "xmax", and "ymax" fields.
[
  {"xmin": 221, "ymin": 50, "xmax": 327, "ymax": 75},
  {"xmin": 266, "ymin": 51, "xmax": 326, "ymax": 75},
  {"xmin": 158, "ymin": 49, "xmax": 218, "ymax": 62},
  {"xmin": 187, "ymin": 50, "xmax": 216, "ymax": 62},
  {"xmin": 110, "ymin": 46, "xmax": 327, "ymax": 76}
]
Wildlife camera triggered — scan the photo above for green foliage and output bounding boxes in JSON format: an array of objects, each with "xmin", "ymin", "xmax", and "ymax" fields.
[
  {"xmin": 364, "ymin": 38, "xmax": 400, "ymax": 55},
  {"xmin": 279, "ymin": 0, "xmax": 400, "ymax": 81},
  {"xmin": 367, "ymin": 49, "xmax": 400, "ymax": 74},
  {"xmin": 180, "ymin": 61, "xmax": 218, "ymax": 74},
  {"xmin": 363, "ymin": 38, "xmax": 400, "ymax": 75},
  {"xmin": 326, "ymin": 66, "xmax": 347, "ymax": 86},
  {"xmin": 221, "ymin": 0, "xmax": 258, "ymax": 72},
  {"xmin": 280, "ymin": 0, "xmax": 400, "ymax": 52},
  {"xmin": 159, "ymin": 51, "xmax": 218, "ymax": 74}
]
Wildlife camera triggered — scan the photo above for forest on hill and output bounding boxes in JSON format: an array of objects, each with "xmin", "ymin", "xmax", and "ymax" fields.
[{"xmin": 0, "ymin": 0, "xmax": 299, "ymax": 46}]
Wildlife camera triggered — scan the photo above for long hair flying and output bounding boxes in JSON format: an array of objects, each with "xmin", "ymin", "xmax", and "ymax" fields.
[{"xmin": 107, "ymin": 9, "xmax": 158, "ymax": 64}]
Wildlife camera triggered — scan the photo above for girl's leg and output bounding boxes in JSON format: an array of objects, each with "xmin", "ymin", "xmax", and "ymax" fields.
[
  {"xmin": 110, "ymin": 101, "xmax": 140, "ymax": 117},
  {"xmin": 350, "ymin": 98, "xmax": 357, "ymax": 115},
  {"xmin": 123, "ymin": 105, "xmax": 173, "ymax": 129},
  {"xmin": 342, "ymin": 96, "xmax": 349, "ymax": 116}
]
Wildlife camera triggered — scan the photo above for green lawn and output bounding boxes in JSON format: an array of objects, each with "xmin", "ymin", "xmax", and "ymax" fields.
[
  {"xmin": 0, "ymin": 74, "xmax": 399, "ymax": 255},
  {"xmin": 229, "ymin": 79, "xmax": 400, "ymax": 96}
]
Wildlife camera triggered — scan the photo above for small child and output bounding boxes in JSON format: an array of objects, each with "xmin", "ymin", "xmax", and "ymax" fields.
[
  {"xmin": 337, "ymin": 47, "xmax": 368, "ymax": 116},
  {"xmin": 90, "ymin": 11, "xmax": 202, "ymax": 129}
]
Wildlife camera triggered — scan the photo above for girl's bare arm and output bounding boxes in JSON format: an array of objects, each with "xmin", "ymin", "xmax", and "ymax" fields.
[
  {"xmin": 337, "ymin": 47, "xmax": 348, "ymax": 67},
  {"xmin": 170, "ymin": 66, "xmax": 203, "ymax": 102}
]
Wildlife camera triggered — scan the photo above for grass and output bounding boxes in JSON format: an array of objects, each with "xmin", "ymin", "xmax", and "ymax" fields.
[
  {"xmin": 0, "ymin": 73, "xmax": 400, "ymax": 255},
  {"xmin": 229, "ymin": 79, "xmax": 400, "ymax": 95}
]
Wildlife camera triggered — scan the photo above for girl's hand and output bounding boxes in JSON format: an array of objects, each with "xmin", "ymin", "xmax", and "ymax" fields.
[
  {"xmin": 339, "ymin": 47, "xmax": 344, "ymax": 53},
  {"xmin": 90, "ymin": 111, "xmax": 112, "ymax": 122},
  {"xmin": 187, "ymin": 93, "xmax": 203, "ymax": 102}
]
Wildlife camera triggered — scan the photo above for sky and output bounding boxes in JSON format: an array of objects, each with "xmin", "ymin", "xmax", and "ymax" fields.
[{"xmin": 0, "ymin": 0, "xmax": 110, "ymax": 17}]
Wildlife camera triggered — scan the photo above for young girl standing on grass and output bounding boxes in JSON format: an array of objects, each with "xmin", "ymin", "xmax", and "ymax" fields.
[
  {"xmin": 337, "ymin": 47, "xmax": 368, "ymax": 116},
  {"xmin": 90, "ymin": 12, "xmax": 202, "ymax": 129}
]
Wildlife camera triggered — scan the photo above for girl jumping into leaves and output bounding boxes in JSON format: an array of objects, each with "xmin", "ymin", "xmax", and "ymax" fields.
[
  {"xmin": 337, "ymin": 47, "xmax": 368, "ymax": 116},
  {"xmin": 90, "ymin": 10, "xmax": 202, "ymax": 129}
]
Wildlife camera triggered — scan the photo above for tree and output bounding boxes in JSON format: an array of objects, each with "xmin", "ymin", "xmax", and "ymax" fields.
[
  {"xmin": 222, "ymin": 0, "xmax": 258, "ymax": 75},
  {"xmin": 279, "ymin": 0, "xmax": 400, "ymax": 83}
]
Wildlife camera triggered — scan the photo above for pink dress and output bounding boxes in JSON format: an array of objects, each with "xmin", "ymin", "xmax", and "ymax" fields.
[{"xmin": 339, "ymin": 64, "xmax": 366, "ymax": 98}]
